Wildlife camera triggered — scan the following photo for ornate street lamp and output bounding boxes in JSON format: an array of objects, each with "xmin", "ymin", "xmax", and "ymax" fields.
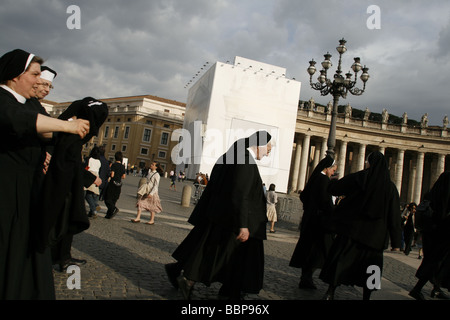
[{"xmin": 308, "ymin": 38, "xmax": 370, "ymax": 157}]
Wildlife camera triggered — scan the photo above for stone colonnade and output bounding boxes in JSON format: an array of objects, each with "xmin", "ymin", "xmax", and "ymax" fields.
[{"xmin": 288, "ymin": 110, "xmax": 449, "ymax": 206}]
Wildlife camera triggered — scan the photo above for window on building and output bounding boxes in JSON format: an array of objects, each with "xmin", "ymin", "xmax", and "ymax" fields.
[
  {"xmin": 146, "ymin": 120, "xmax": 152, "ymax": 125},
  {"xmin": 104, "ymin": 126, "xmax": 109, "ymax": 138},
  {"xmin": 140, "ymin": 148, "xmax": 148, "ymax": 155},
  {"xmin": 114, "ymin": 126, "xmax": 119, "ymax": 139},
  {"xmin": 160, "ymin": 132, "xmax": 169, "ymax": 145},
  {"xmin": 122, "ymin": 145, "xmax": 127, "ymax": 152},
  {"xmin": 163, "ymin": 124, "xmax": 170, "ymax": 128},
  {"xmin": 158, "ymin": 151, "xmax": 166, "ymax": 159},
  {"xmin": 143, "ymin": 128, "xmax": 151, "ymax": 142},
  {"xmin": 111, "ymin": 144, "xmax": 116, "ymax": 151},
  {"xmin": 124, "ymin": 126, "xmax": 130, "ymax": 139}
]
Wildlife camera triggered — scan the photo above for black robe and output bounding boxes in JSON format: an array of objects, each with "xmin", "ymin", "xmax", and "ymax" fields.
[
  {"xmin": 319, "ymin": 162, "xmax": 402, "ymax": 288},
  {"xmin": 172, "ymin": 147, "xmax": 267, "ymax": 295},
  {"xmin": 35, "ymin": 97, "xmax": 108, "ymax": 253},
  {"xmin": 289, "ymin": 173, "xmax": 335, "ymax": 270},
  {"xmin": 0, "ymin": 88, "xmax": 54, "ymax": 299},
  {"xmin": 415, "ymin": 171, "xmax": 450, "ymax": 289}
]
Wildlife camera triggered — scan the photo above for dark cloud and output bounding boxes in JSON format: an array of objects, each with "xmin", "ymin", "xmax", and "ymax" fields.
[{"xmin": 1, "ymin": 0, "xmax": 449, "ymax": 125}]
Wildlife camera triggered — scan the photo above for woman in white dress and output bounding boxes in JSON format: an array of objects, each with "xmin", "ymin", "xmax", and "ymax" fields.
[
  {"xmin": 131, "ymin": 161, "xmax": 163, "ymax": 224},
  {"xmin": 266, "ymin": 183, "xmax": 278, "ymax": 233}
]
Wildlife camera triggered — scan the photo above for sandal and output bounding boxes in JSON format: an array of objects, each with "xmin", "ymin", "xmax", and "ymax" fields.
[
  {"xmin": 131, "ymin": 219, "xmax": 140, "ymax": 223},
  {"xmin": 145, "ymin": 221, "xmax": 155, "ymax": 225}
]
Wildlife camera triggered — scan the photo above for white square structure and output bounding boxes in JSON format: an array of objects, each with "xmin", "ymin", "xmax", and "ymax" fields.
[{"xmin": 174, "ymin": 56, "xmax": 301, "ymax": 193}]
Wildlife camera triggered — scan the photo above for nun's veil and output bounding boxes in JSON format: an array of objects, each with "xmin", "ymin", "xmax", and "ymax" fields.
[
  {"xmin": 221, "ymin": 130, "xmax": 272, "ymax": 164},
  {"xmin": 300, "ymin": 155, "xmax": 335, "ymax": 205},
  {"xmin": 359, "ymin": 151, "xmax": 392, "ymax": 219},
  {"xmin": 426, "ymin": 171, "xmax": 450, "ymax": 221}
]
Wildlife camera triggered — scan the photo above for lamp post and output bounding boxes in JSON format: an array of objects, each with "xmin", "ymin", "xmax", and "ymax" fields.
[{"xmin": 307, "ymin": 38, "xmax": 370, "ymax": 158}]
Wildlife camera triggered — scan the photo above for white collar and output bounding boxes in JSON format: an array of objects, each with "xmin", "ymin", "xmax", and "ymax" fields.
[{"xmin": 0, "ymin": 85, "xmax": 26, "ymax": 104}]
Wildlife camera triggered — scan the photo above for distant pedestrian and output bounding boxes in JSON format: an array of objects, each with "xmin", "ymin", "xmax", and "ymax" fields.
[
  {"xmin": 169, "ymin": 170, "xmax": 176, "ymax": 191},
  {"xmin": 132, "ymin": 161, "xmax": 163, "ymax": 225},
  {"xmin": 266, "ymin": 184, "xmax": 278, "ymax": 233},
  {"xmin": 401, "ymin": 202, "xmax": 417, "ymax": 256},
  {"xmin": 98, "ymin": 145, "xmax": 110, "ymax": 202},
  {"xmin": 104, "ymin": 151, "xmax": 126, "ymax": 219},
  {"xmin": 84, "ymin": 146, "xmax": 102, "ymax": 218}
]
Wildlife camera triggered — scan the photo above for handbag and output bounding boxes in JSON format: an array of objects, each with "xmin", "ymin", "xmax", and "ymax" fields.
[{"xmin": 137, "ymin": 172, "xmax": 158, "ymax": 197}]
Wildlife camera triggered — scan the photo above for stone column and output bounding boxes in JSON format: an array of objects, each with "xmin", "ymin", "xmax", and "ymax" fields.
[
  {"xmin": 312, "ymin": 142, "xmax": 321, "ymax": 170},
  {"xmin": 297, "ymin": 134, "xmax": 311, "ymax": 191},
  {"xmin": 357, "ymin": 143, "xmax": 366, "ymax": 171},
  {"xmin": 413, "ymin": 151, "xmax": 425, "ymax": 203},
  {"xmin": 289, "ymin": 136, "xmax": 302, "ymax": 192},
  {"xmin": 436, "ymin": 153, "xmax": 446, "ymax": 178},
  {"xmin": 320, "ymin": 138, "xmax": 327, "ymax": 160},
  {"xmin": 337, "ymin": 140, "xmax": 347, "ymax": 179},
  {"xmin": 394, "ymin": 149, "xmax": 405, "ymax": 196}
]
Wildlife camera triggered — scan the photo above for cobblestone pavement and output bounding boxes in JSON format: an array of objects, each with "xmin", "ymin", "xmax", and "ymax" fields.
[{"xmin": 52, "ymin": 175, "xmax": 438, "ymax": 309}]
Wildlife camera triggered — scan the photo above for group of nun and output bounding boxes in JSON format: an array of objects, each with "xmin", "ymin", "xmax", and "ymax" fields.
[
  {"xmin": 1, "ymin": 47, "xmax": 449, "ymax": 300},
  {"xmin": 0, "ymin": 48, "xmax": 108, "ymax": 299},
  {"xmin": 289, "ymin": 152, "xmax": 450, "ymax": 300}
]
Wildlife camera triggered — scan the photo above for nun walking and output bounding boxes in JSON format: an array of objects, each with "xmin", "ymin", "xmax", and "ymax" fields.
[
  {"xmin": 409, "ymin": 171, "xmax": 450, "ymax": 300},
  {"xmin": 319, "ymin": 151, "xmax": 402, "ymax": 300},
  {"xmin": 0, "ymin": 49, "xmax": 90, "ymax": 299},
  {"xmin": 289, "ymin": 155, "xmax": 337, "ymax": 290},
  {"xmin": 165, "ymin": 131, "xmax": 272, "ymax": 300}
]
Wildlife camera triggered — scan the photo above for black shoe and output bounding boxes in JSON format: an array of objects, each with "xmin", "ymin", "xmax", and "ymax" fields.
[
  {"xmin": 59, "ymin": 258, "xmax": 86, "ymax": 272},
  {"xmin": 431, "ymin": 289, "xmax": 450, "ymax": 300},
  {"xmin": 299, "ymin": 278, "xmax": 317, "ymax": 290},
  {"xmin": 165, "ymin": 263, "xmax": 180, "ymax": 289},
  {"xmin": 177, "ymin": 275, "xmax": 193, "ymax": 300},
  {"xmin": 409, "ymin": 288, "xmax": 426, "ymax": 300},
  {"xmin": 69, "ymin": 258, "xmax": 87, "ymax": 266},
  {"xmin": 110, "ymin": 207, "xmax": 119, "ymax": 218}
]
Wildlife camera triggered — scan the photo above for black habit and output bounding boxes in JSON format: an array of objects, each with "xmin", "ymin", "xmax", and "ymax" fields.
[
  {"xmin": 415, "ymin": 171, "xmax": 450, "ymax": 290},
  {"xmin": 172, "ymin": 135, "xmax": 268, "ymax": 297},
  {"xmin": 35, "ymin": 97, "xmax": 108, "ymax": 253},
  {"xmin": 0, "ymin": 87, "xmax": 54, "ymax": 299},
  {"xmin": 289, "ymin": 155, "xmax": 336, "ymax": 271},
  {"xmin": 319, "ymin": 151, "xmax": 402, "ymax": 288}
]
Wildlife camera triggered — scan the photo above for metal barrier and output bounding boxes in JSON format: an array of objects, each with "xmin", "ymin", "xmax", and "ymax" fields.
[{"xmin": 193, "ymin": 184, "xmax": 206, "ymax": 204}]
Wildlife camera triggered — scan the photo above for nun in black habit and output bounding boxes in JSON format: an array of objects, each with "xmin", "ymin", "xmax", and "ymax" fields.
[
  {"xmin": 0, "ymin": 49, "xmax": 90, "ymax": 299},
  {"xmin": 165, "ymin": 131, "xmax": 272, "ymax": 299},
  {"xmin": 289, "ymin": 155, "xmax": 337, "ymax": 289},
  {"xmin": 409, "ymin": 171, "xmax": 450, "ymax": 300},
  {"xmin": 319, "ymin": 151, "xmax": 402, "ymax": 300}
]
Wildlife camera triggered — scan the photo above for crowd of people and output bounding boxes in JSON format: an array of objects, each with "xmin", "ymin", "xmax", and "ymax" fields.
[{"xmin": 1, "ymin": 47, "xmax": 449, "ymax": 301}]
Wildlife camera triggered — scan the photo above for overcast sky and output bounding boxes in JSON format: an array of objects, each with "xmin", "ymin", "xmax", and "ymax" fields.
[{"xmin": 1, "ymin": 0, "xmax": 449, "ymax": 125}]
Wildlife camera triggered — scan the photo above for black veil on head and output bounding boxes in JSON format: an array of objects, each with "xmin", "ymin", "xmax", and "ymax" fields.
[
  {"xmin": 0, "ymin": 49, "xmax": 35, "ymax": 82},
  {"xmin": 427, "ymin": 171, "xmax": 450, "ymax": 221},
  {"xmin": 300, "ymin": 155, "xmax": 335, "ymax": 205},
  {"xmin": 221, "ymin": 130, "xmax": 272, "ymax": 164},
  {"xmin": 360, "ymin": 151, "xmax": 392, "ymax": 219}
]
